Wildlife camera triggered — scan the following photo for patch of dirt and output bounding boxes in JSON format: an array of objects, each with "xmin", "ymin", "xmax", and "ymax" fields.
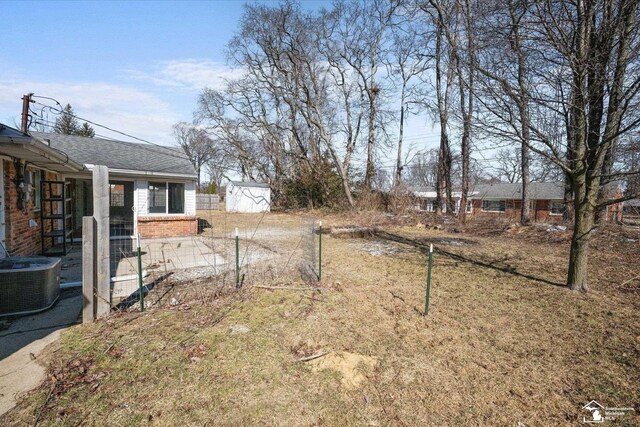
[
  {"xmin": 354, "ymin": 241, "xmax": 406, "ymax": 256},
  {"xmin": 430, "ymin": 237, "xmax": 478, "ymax": 246},
  {"xmin": 309, "ymin": 351, "xmax": 378, "ymax": 390},
  {"xmin": 330, "ymin": 225, "xmax": 375, "ymax": 239}
]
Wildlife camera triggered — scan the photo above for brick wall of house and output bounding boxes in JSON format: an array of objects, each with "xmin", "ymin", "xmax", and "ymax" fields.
[
  {"xmin": 137, "ymin": 215, "xmax": 197, "ymax": 238},
  {"xmin": 3, "ymin": 160, "xmax": 61, "ymax": 256},
  {"xmin": 470, "ymin": 199, "xmax": 565, "ymax": 223},
  {"xmin": 605, "ymin": 188, "xmax": 624, "ymax": 223}
]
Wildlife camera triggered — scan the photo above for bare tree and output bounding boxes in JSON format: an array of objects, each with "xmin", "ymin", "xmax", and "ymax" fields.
[
  {"xmin": 406, "ymin": 149, "xmax": 439, "ymax": 187},
  {"xmin": 387, "ymin": 8, "xmax": 432, "ymax": 188},
  {"xmin": 172, "ymin": 122, "xmax": 213, "ymax": 189},
  {"xmin": 198, "ymin": 2, "xmax": 362, "ymax": 207},
  {"xmin": 330, "ymin": 0, "xmax": 400, "ymax": 191},
  {"xmin": 422, "ymin": 0, "xmax": 457, "ymax": 215},
  {"xmin": 494, "ymin": 148, "xmax": 522, "ymax": 183}
]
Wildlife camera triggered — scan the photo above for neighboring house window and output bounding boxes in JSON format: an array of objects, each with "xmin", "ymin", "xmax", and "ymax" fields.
[
  {"xmin": 148, "ymin": 182, "xmax": 185, "ymax": 214},
  {"xmin": 550, "ymin": 201, "xmax": 564, "ymax": 215},
  {"xmin": 110, "ymin": 184, "xmax": 125, "ymax": 207},
  {"xmin": 421, "ymin": 198, "xmax": 435, "ymax": 212},
  {"xmin": 455, "ymin": 200, "xmax": 473, "ymax": 213},
  {"xmin": 482, "ymin": 200, "xmax": 506, "ymax": 212}
]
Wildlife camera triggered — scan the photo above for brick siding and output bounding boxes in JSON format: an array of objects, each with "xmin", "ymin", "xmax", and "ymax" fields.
[
  {"xmin": 137, "ymin": 215, "xmax": 197, "ymax": 238},
  {"xmin": 470, "ymin": 199, "xmax": 565, "ymax": 223},
  {"xmin": 3, "ymin": 160, "xmax": 60, "ymax": 256}
]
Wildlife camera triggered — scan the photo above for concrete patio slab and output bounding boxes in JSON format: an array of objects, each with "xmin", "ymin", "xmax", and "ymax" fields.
[{"xmin": 111, "ymin": 237, "xmax": 228, "ymax": 298}]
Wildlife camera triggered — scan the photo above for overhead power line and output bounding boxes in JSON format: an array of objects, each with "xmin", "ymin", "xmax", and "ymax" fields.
[{"xmin": 30, "ymin": 95, "xmax": 190, "ymax": 160}]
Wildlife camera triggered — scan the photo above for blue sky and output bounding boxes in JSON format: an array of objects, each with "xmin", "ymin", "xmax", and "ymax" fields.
[{"xmin": 1, "ymin": 0, "xmax": 439, "ymax": 166}]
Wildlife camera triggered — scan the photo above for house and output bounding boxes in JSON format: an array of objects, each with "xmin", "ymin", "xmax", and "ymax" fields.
[
  {"xmin": 0, "ymin": 125, "xmax": 83, "ymax": 257},
  {"xmin": 31, "ymin": 132, "xmax": 198, "ymax": 241},
  {"xmin": 1, "ymin": 124, "xmax": 198, "ymax": 257},
  {"xmin": 470, "ymin": 182, "xmax": 568, "ymax": 222},
  {"xmin": 412, "ymin": 181, "xmax": 623, "ymax": 222},
  {"xmin": 623, "ymin": 199, "xmax": 640, "ymax": 221},
  {"xmin": 225, "ymin": 181, "xmax": 271, "ymax": 213}
]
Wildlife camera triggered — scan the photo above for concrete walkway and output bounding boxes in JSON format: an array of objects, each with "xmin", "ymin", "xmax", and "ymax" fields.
[
  {"xmin": 0, "ymin": 288, "xmax": 81, "ymax": 416},
  {"xmin": 0, "ymin": 329, "xmax": 62, "ymax": 415}
]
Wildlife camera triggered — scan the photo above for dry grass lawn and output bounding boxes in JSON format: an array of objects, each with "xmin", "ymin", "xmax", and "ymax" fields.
[{"xmin": 2, "ymin": 211, "xmax": 639, "ymax": 426}]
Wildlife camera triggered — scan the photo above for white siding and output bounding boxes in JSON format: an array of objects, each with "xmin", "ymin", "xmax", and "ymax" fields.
[{"xmin": 185, "ymin": 181, "xmax": 196, "ymax": 215}]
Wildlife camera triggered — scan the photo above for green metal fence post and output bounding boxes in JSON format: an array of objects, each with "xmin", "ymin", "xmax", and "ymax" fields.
[
  {"xmin": 424, "ymin": 243, "xmax": 433, "ymax": 317},
  {"xmin": 235, "ymin": 227, "xmax": 240, "ymax": 288},
  {"xmin": 318, "ymin": 221, "xmax": 322, "ymax": 282},
  {"xmin": 137, "ymin": 234, "xmax": 144, "ymax": 312}
]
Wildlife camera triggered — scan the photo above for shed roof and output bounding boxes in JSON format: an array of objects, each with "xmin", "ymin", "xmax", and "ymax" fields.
[
  {"xmin": 229, "ymin": 181, "xmax": 270, "ymax": 189},
  {"xmin": 31, "ymin": 132, "xmax": 196, "ymax": 177}
]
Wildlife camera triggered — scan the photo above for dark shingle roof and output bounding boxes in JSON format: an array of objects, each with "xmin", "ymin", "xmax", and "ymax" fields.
[
  {"xmin": 0, "ymin": 124, "xmax": 29, "ymax": 140},
  {"xmin": 411, "ymin": 182, "xmax": 566, "ymax": 200},
  {"xmin": 31, "ymin": 132, "xmax": 196, "ymax": 177},
  {"xmin": 473, "ymin": 182, "xmax": 565, "ymax": 200}
]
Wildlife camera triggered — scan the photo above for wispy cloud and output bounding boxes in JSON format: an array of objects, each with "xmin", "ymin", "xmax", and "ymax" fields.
[
  {"xmin": 126, "ymin": 59, "xmax": 242, "ymax": 91},
  {"xmin": 0, "ymin": 59, "xmax": 242, "ymax": 146},
  {"xmin": 0, "ymin": 80, "xmax": 180, "ymax": 144}
]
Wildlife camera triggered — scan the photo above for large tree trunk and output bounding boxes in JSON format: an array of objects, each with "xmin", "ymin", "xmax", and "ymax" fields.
[
  {"xmin": 364, "ymin": 62, "xmax": 377, "ymax": 190},
  {"xmin": 433, "ymin": 17, "xmax": 455, "ymax": 216},
  {"xmin": 595, "ymin": 146, "xmax": 615, "ymax": 223},
  {"xmin": 520, "ymin": 145, "xmax": 530, "ymax": 224},
  {"xmin": 394, "ymin": 83, "xmax": 407, "ymax": 188},
  {"xmin": 567, "ymin": 192, "xmax": 594, "ymax": 291}
]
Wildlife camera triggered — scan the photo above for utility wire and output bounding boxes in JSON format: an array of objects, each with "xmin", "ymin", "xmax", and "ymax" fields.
[{"xmin": 30, "ymin": 96, "xmax": 190, "ymax": 159}]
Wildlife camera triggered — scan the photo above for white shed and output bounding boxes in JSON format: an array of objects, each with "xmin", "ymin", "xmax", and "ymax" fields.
[{"xmin": 225, "ymin": 181, "xmax": 271, "ymax": 213}]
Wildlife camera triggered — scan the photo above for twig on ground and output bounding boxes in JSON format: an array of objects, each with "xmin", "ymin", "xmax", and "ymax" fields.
[
  {"xmin": 255, "ymin": 285, "xmax": 317, "ymax": 291},
  {"xmin": 33, "ymin": 385, "xmax": 55, "ymax": 426},
  {"xmin": 617, "ymin": 274, "xmax": 640, "ymax": 288},
  {"xmin": 103, "ymin": 342, "xmax": 115, "ymax": 354},
  {"xmin": 297, "ymin": 351, "xmax": 330, "ymax": 362}
]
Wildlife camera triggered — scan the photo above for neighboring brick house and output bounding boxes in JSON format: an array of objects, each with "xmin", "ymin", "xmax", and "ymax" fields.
[
  {"xmin": 412, "ymin": 182, "xmax": 624, "ymax": 223},
  {"xmin": 1, "ymin": 124, "xmax": 198, "ymax": 258}
]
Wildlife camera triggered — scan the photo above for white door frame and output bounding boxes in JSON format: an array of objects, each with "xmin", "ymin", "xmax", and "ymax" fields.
[{"xmin": 0, "ymin": 160, "xmax": 6, "ymax": 257}]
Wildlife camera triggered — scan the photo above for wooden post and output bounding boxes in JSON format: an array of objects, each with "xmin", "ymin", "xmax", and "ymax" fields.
[
  {"xmin": 93, "ymin": 166, "xmax": 110, "ymax": 317},
  {"xmin": 82, "ymin": 216, "xmax": 97, "ymax": 324}
]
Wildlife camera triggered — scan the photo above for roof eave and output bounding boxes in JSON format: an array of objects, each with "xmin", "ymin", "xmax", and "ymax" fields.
[
  {"xmin": 1, "ymin": 136, "xmax": 84, "ymax": 173},
  {"xmin": 84, "ymin": 164, "xmax": 197, "ymax": 180}
]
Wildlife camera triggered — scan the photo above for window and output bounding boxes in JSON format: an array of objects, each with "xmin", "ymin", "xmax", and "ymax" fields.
[
  {"xmin": 148, "ymin": 182, "xmax": 185, "ymax": 214},
  {"xmin": 482, "ymin": 199, "xmax": 506, "ymax": 212},
  {"xmin": 110, "ymin": 184, "xmax": 125, "ymax": 207},
  {"xmin": 31, "ymin": 170, "xmax": 42, "ymax": 211},
  {"xmin": 550, "ymin": 201, "xmax": 564, "ymax": 215},
  {"xmin": 168, "ymin": 183, "xmax": 184, "ymax": 213},
  {"xmin": 148, "ymin": 182, "xmax": 167, "ymax": 213},
  {"xmin": 421, "ymin": 198, "xmax": 435, "ymax": 212}
]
